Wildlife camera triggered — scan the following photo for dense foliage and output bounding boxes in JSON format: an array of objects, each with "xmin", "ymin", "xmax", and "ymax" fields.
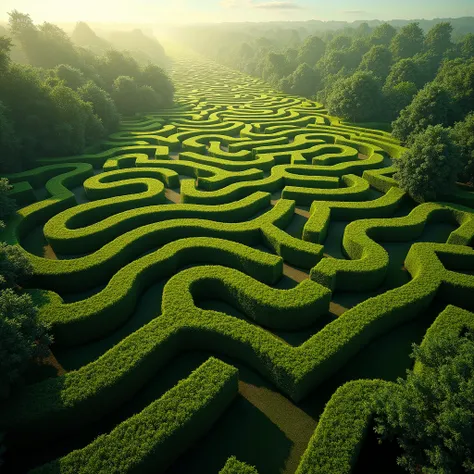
[
  {"xmin": 394, "ymin": 125, "xmax": 461, "ymax": 202},
  {"xmin": 374, "ymin": 329, "xmax": 474, "ymax": 473},
  {"xmin": 0, "ymin": 181, "xmax": 50, "ymax": 402},
  {"xmin": 0, "ymin": 12, "xmax": 174, "ymax": 173},
  {"xmin": 175, "ymin": 19, "xmax": 474, "ymax": 136}
]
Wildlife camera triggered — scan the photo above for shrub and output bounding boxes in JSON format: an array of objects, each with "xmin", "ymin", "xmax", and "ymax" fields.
[
  {"xmin": 394, "ymin": 125, "xmax": 462, "ymax": 202},
  {"xmin": 374, "ymin": 319, "xmax": 474, "ymax": 473},
  {"xmin": 326, "ymin": 72, "xmax": 384, "ymax": 123},
  {"xmin": 0, "ymin": 289, "xmax": 51, "ymax": 399},
  {"xmin": 32, "ymin": 357, "xmax": 238, "ymax": 474}
]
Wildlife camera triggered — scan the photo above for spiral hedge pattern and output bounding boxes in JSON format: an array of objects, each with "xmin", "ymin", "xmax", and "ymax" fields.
[{"xmin": 1, "ymin": 53, "xmax": 474, "ymax": 474}]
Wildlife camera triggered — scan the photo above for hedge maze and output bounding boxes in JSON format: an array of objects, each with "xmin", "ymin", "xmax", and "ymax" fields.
[{"xmin": 1, "ymin": 54, "xmax": 474, "ymax": 473}]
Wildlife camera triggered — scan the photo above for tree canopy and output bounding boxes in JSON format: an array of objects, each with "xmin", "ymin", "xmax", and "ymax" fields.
[{"xmin": 374, "ymin": 327, "xmax": 474, "ymax": 473}]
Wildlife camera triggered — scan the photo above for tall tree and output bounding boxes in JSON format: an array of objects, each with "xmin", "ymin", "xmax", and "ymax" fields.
[
  {"xmin": 357, "ymin": 45, "xmax": 392, "ymax": 81},
  {"xmin": 424, "ymin": 22, "xmax": 454, "ymax": 57},
  {"xmin": 280, "ymin": 63, "xmax": 321, "ymax": 98},
  {"xmin": 370, "ymin": 23, "xmax": 397, "ymax": 46},
  {"xmin": 374, "ymin": 328, "xmax": 474, "ymax": 473},
  {"xmin": 394, "ymin": 124, "xmax": 461, "ymax": 202},
  {"xmin": 297, "ymin": 35, "xmax": 326, "ymax": 66},
  {"xmin": 384, "ymin": 58, "xmax": 424, "ymax": 89},
  {"xmin": 390, "ymin": 23, "xmax": 425, "ymax": 60},
  {"xmin": 326, "ymin": 71, "xmax": 383, "ymax": 122},
  {"xmin": 451, "ymin": 112, "xmax": 474, "ymax": 184},
  {"xmin": 392, "ymin": 83, "xmax": 454, "ymax": 144}
]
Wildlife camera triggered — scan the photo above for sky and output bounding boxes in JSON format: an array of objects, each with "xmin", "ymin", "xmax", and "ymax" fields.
[{"xmin": 1, "ymin": 0, "xmax": 473, "ymax": 25}]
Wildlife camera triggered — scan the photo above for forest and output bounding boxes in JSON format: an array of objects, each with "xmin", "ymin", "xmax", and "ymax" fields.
[{"xmin": 0, "ymin": 12, "xmax": 174, "ymax": 173}]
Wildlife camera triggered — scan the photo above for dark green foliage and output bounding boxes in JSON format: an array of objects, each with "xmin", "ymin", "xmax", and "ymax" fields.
[
  {"xmin": 0, "ymin": 289, "xmax": 51, "ymax": 399},
  {"xmin": 434, "ymin": 58, "xmax": 474, "ymax": 117},
  {"xmin": 0, "ymin": 36, "xmax": 12, "ymax": 72},
  {"xmin": 394, "ymin": 125, "xmax": 461, "ymax": 202},
  {"xmin": 220, "ymin": 457, "xmax": 259, "ymax": 474},
  {"xmin": 296, "ymin": 36, "xmax": 326, "ymax": 66},
  {"xmin": 392, "ymin": 83, "xmax": 454, "ymax": 144},
  {"xmin": 96, "ymin": 49, "xmax": 142, "ymax": 89},
  {"xmin": 49, "ymin": 64, "xmax": 87, "ymax": 90},
  {"xmin": 384, "ymin": 58, "xmax": 425, "ymax": 89},
  {"xmin": 374, "ymin": 329, "xmax": 474, "ymax": 473},
  {"xmin": 0, "ymin": 178, "xmax": 16, "ymax": 222},
  {"xmin": 390, "ymin": 23, "xmax": 425, "ymax": 60},
  {"xmin": 458, "ymin": 33, "xmax": 474, "ymax": 58},
  {"xmin": 296, "ymin": 380, "xmax": 387, "ymax": 474},
  {"xmin": 77, "ymin": 81, "xmax": 120, "ymax": 133},
  {"xmin": 358, "ymin": 45, "xmax": 392, "ymax": 80},
  {"xmin": 0, "ymin": 102, "xmax": 20, "ymax": 172},
  {"xmin": 280, "ymin": 63, "xmax": 320, "ymax": 98},
  {"xmin": 0, "ymin": 243, "xmax": 32, "ymax": 290},
  {"xmin": 451, "ymin": 112, "xmax": 474, "ymax": 183},
  {"xmin": 424, "ymin": 22, "xmax": 454, "ymax": 58},
  {"xmin": 262, "ymin": 52, "xmax": 291, "ymax": 83},
  {"xmin": 32, "ymin": 358, "xmax": 238, "ymax": 473},
  {"xmin": 370, "ymin": 23, "xmax": 397, "ymax": 47},
  {"xmin": 138, "ymin": 63, "xmax": 175, "ymax": 107},
  {"xmin": 112, "ymin": 75, "xmax": 142, "ymax": 116},
  {"xmin": 0, "ymin": 15, "xmax": 174, "ymax": 171},
  {"xmin": 47, "ymin": 84, "xmax": 104, "ymax": 155},
  {"xmin": 382, "ymin": 81, "xmax": 418, "ymax": 121},
  {"xmin": 326, "ymin": 72, "xmax": 383, "ymax": 122}
]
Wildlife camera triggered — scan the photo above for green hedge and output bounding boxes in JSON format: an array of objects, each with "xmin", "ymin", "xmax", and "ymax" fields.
[
  {"xmin": 310, "ymin": 202, "xmax": 474, "ymax": 291},
  {"xmin": 282, "ymin": 174, "xmax": 371, "ymax": 207},
  {"xmin": 296, "ymin": 379, "xmax": 389, "ymax": 474},
  {"xmin": 39, "ymin": 237, "xmax": 284, "ymax": 345},
  {"xmin": 219, "ymin": 457, "xmax": 259, "ymax": 474},
  {"xmin": 27, "ymin": 199, "xmax": 293, "ymax": 292},
  {"xmin": 302, "ymin": 187, "xmax": 406, "ymax": 243},
  {"xmin": 44, "ymin": 191, "xmax": 271, "ymax": 254},
  {"xmin": 32, "ymin": 357, "xmax": 238, "ymax": 474}
]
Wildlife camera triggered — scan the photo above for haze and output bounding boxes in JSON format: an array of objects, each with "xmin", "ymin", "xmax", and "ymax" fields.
[{"xmin": 1, "ymin": 0, "xmax": 473, "ymax": 24}]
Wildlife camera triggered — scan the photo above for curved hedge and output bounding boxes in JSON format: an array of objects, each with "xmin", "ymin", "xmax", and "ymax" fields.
[
  {"xmin": 32, "ymin": 357, "xmax": 238, "ymax": 474},
  {"xmin": 1, "ymin": 48, "xmax": 473, "ymax": 474}
]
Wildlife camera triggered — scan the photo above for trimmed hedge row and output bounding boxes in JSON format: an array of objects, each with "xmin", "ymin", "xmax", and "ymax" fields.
[
  {"xmin": 38, "ymin": 145, "xmax": 170, "ymax": 168},
  {"xmin": 303, "ymin": 187, "xmax": 406, "ymax": 243},
  {"xmin": 164, "ymin": 265, "xmax": 331, "ymax": 331},
  {"xmin": 43, "ymin": 191, "xmax": 271, "ymax": 254},
  {"xmin": 38, "ymin": 237, "xmax": 284, "ymax": 345},
  {"xmin": 1, "ymin": 242, "xmax": 472, "ymax": 441},
  {"xmin": 26, "ymin": 199, "xmax": 293, "ymax": 292},
  {"xmin": 282, "ymin": 174, "xmax": 371, "ymax": 207},
  {"xmin": 32, "ymin": 357, "xmax": 239, "ymax": 474},
  {"xmin": 3, "ymin": 51, "xmax": 474, "ymax": 474},
  {"xmin": 219, "ymin": 457, "xmax": 259, "ymax": 474},
  {"xmin": 310, "ymin": 202, "xmax": 474, "ymax": 291},
  {"xmin": 296, "ymin": 379, "xmax": 389, "ymax": 474}
]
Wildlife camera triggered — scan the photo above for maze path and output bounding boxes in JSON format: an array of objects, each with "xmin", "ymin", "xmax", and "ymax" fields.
[{"xmin": 1, "ymin": 53, "xmax": 474, "ymax": 474}]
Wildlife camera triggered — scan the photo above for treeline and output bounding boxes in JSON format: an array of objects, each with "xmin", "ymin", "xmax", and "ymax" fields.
[
  {"xmin": 175, "ymin": 20, "xmax": 474, "ymax": 201},
  {"xmin": 0, "ymin": 12, "xmax": 174, "ymax": 173}
]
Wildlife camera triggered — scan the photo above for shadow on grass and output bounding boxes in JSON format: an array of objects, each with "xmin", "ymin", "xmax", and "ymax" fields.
[{"xmin": 55, "ymin": 280, "xmax": 166, "ymax": 371}]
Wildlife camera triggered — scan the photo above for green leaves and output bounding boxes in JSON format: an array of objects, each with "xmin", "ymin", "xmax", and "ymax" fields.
[
  {"xmin": 394, "ymin": 125, "xmax": 461, "ymax": 202},
  {"xmin": 374, "ymin": 321, "xmax": 474, "ymax": 473}
]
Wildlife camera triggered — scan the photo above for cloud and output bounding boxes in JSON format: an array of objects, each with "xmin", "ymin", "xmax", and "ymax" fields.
[
  {"xmin": 220, "ymin": 0, "xmax": 303, "ymax": 9},
  {"xmin": 253, "ymin": 1, "xmax": 303, "ymax": 9}
]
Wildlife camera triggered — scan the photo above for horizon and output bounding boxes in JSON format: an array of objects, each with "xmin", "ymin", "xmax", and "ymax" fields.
[{"xmin": 1, "ymin": 0, "xmax": 473, "ymax": 25}]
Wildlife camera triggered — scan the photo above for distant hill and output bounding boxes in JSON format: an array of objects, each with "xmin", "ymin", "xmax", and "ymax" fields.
[{"xmin": 70, "ymin": 22, "xmax": 169, "ymax": 67}]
